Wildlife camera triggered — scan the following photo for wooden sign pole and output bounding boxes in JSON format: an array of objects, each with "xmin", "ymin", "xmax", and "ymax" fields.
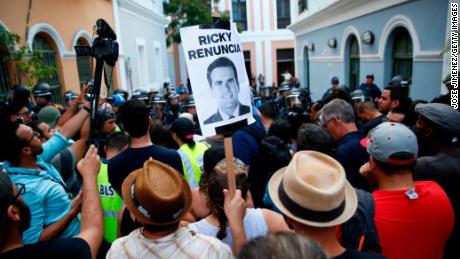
[{"xmin": 224, "ymin": 136, "xmax": 236, "ymax": 199}]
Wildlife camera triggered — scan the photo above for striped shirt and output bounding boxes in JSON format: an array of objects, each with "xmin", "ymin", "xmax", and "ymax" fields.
[{"xmin": 107, "ymin": 227, "xmax": 233, "ymax": 259}]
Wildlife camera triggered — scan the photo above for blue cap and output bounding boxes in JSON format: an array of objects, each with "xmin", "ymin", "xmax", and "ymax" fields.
[{"xmin": 111, "ymin": 94, "xmax": 126, "ymax": 107}]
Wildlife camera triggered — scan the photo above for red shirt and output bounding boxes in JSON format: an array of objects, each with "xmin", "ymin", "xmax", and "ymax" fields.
[{"xmin": 373, "ymin": 181, "xmax": 454, "ymax": 259}]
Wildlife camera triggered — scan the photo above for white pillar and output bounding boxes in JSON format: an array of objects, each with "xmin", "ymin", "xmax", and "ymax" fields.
[{"xmin": 112, "ymin": 0, "xmax": 128, "ymax": 92}]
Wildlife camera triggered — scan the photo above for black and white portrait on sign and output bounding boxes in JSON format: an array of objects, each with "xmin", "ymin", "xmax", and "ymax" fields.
[
  {"xmin": 204, "ymin": 57, "xmax": 250, "ymax": 125},
  {"xmin": 180, "ymin": 23, "xmax": 255, "ymax": 137}
]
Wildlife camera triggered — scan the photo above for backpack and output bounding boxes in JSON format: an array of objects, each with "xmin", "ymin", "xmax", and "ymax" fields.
[
  {"xmin": 340, "ymin": 189, "xmax": 382, "ymax": 253},
  {"xmin": 240, "ymin": 127, "xmax": 292, "ymax": 208}
]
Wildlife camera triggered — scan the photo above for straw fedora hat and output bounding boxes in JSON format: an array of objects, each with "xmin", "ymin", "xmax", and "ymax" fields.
[
  {"xmin": 268, "ymin": 151, "xmax": 357, "ymax": 227},
  {"xmin": 122, "ymin": 158, "xmax": 192, "ymax": 226}
]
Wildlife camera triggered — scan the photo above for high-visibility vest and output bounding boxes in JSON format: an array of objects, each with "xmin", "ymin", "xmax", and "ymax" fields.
[
  {"xmin": 178, "ymin": 142, "xmax": 209, "ymax": 188},
  {"xmin": 97, "ymin": 162, "xmax": 123, "ymax": 243}
]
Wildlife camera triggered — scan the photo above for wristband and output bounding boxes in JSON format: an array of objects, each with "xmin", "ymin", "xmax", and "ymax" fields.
[{"xmin": 82, "ymin": 106, "xmax": 91, "ymax": 113}]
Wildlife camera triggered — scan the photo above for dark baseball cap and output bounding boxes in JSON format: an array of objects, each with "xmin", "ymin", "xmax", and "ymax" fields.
[{"xmin": 331, "ymin": 76, "xmax": 339, "ymax": 84}]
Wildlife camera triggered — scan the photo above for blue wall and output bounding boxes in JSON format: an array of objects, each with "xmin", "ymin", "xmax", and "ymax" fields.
[{"xmin": 296, "ymin": 0, "xmax": 448, "ymax": 101}]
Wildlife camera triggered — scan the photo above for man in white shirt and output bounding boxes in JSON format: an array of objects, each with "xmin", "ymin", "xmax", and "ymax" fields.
[{"xmin": 107, "ymin": 158, "xmax": 232, "ymax": 259}]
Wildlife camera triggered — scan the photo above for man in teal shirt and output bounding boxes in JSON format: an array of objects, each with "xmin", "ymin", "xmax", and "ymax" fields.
[{"xmin": 0, "ymin": 105, "xmax": 90, "ymax": 244}]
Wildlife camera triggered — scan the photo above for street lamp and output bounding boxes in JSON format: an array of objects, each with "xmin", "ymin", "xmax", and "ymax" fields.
[
  {"xmin": 328, "ymin": 38, "xmax": 337, "ymax": 48},
  {"xmin": 361, "ymin": 31, "xmax": 374, "ymax": 44}
]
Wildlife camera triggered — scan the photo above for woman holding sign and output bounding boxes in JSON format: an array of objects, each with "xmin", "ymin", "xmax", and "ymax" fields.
[{"xmin": 188, "ymin": 157, "xmax": 288, "ymax": 247}]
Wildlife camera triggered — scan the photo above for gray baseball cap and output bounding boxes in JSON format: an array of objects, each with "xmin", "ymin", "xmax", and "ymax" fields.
[
  {"xmin": 360, "ymin": 122, "xmax": 418, "ymax": 165},
  {"xmin": 415, "ymin": 103, "xmax": 460, "ymax": 133}
]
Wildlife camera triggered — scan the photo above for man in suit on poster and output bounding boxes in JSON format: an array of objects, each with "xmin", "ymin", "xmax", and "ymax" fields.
[{"xmin": 204, "ymin": 57, "xmax": 250, "ymax": 125}]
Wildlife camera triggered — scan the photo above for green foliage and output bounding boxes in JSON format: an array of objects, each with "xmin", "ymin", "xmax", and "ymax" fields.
[
  {"xmin": 163, "ymin": 0, "xmax": 239, "ymax": 46},
  {"xmin": 164, "ymin": 0, "xmax": 213, "ymax": 46},
  {"xmin": 0, "ymin": 29, "xmax": 56, "ymax": 87}
]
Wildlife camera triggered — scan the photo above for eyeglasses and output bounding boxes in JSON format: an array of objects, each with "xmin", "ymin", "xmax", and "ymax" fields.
[
  {"xmin": 12, "ymin": 183, "xmax": 25, "ymax": 204},
  {"xmin": 17, "ymin": 110, "xmax": 31, "ymax": 117},
  {"xmin": 25, "ymin": 131, "xmax": 41, "ymax": 144},
  {"xmin": 319, "ymin": 115, "xmax": 334, "ymax": 129}
]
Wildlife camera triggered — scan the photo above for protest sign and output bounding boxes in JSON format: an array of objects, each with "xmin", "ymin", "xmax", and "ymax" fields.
[{"xmin": 180, "ymin": 22, "xmax": 255, "ymax": 138}]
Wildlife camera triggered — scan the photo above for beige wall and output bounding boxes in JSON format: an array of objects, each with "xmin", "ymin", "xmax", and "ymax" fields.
[
  {"xmin": 242, "ymin": 42, "xmax": 256, "ymax": 77},
  {"xmin": 0, "ymin": 0, "xmax": 119, "ymax": 95},
  {"xmin": 271, "ymin": 40, "xmax": 295, "ymax": 84}
]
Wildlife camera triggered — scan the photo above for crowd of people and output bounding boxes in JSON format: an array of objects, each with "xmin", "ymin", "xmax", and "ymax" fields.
[{"xmin": 0, "ymin": 71, "xmax": 458, "ymax": 259}]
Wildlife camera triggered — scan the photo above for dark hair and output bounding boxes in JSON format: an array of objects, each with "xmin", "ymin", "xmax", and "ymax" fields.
[
  {"xmin": 119, "ymin": 99, "xmax": 150, "ymax": 138},
  {"xmin": 201, "ymin": 166, "xmax": 248, "ymax": 240},
  {"xmin": 207, "ymin": 57, "xmax": 239, "ymax": 90},
  {"xmin": 402, "ymin": 99, "xmax": 427, "ymax": 128},
  {"xmin": 143, "ymin": 222, "xmax": 179, "ymax": 233},
  {"xmin": 297, "ymin": 124, "xmax": 335, "ymax": 156},
  {"xmin": 6, "ymin": 102, "xmax": 25, "ymax": 117},
  {"xmin": 161, "ymin": 125, "xmax": 179, "ymax": 149},
  {"xmin": 237, "ymin": 232, "xmax": 327, "ymax": 259},
  {"xmin": 106, "ymin": 132, "xmax": 129, "ymax": 152},
  {"xmin": 373, "ymin": 152, "xmax": 417, "ymax": 174},
  {"xmin": 384, "ymin": 85, "xmax": 409, "ymax": 102},
  {"xmin": 258, "ymin": 102, "xmax": 276, "ymax": 120},
  {"xmin": 0, "ymin": 121, "xmax": 25, "ymax": 165},
  {"xmin": 0, "ymin": 173, "xmax": 15, "ymax": 248},
  {"xmin": 149, "ymin": 119, "xmax": 165, "ymax": 145},
  {"xmin": 26, "ymin": 120, "xmax": 44, "ymax": 139},
  {"xmin": 202, "ymin": 147, "xmax": 226, "ymax": 179},
  {"xmin": 170, "ymin": 118, "xmax": 195, "ymax": 148},
  {"xmin": 268, "ymin": 119, "xmax": 291, "ymax": 144}
]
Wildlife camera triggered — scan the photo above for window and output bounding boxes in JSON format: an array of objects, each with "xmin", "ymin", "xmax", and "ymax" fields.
[
  {"xmin": 243, "ymin": 50, "xmax": 251, "ymax": 81},
  {"xmin": 277, "ymin": 0, "xmax": 291, "ymax": 29},
  {"xmin": 32, "ymin": 34, "xmax": 62, "ymax": 104},
  {"xmin": 232, "ymin": 0, "xmax": 247, "ymax": 31},
  {"xmin": 136, "ymin": 39, "xmax": 148, "ymax": 89},
  {"xmin": 76, "ymin": 38, "xmax": 92, "ymax": 88},
  {"xmin": 349, "ymin": 37, "xmax": 360, "ymax": 91},
  {"xmin": 298, "ymin": 0, "xmax": 308, "ymax": 14},
  {"xmin": 276, "ymin": 48, "xmax": 295, "ymax": 86},
  {"xmin": 392, "ymin": 27, "xmax": 413, "ymax": 82}
]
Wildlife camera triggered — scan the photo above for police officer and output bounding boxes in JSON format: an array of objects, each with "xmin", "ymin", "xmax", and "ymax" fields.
[
  {"xmin": 149, "ymin": 94, "xmax": 167, "ymax": 123},
  {"xmin": 164, "ymin": 92, "xmax": 183, "ymax": 125},
  {"xmin": 359, "ymin": 74, "xmax": 381, "ymax": 102}
]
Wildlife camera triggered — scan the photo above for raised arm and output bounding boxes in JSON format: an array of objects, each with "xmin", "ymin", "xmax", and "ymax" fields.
[
  {"xmin": 59, "ymin": 102, "xmax": 90, "ymax": 139},
  {"xmin": 224, "ymin": 189, "xmax": 247, "ymax": 255},
  {"xmin": 76, "ymin": 145, "xmax": 103, "ymax": 259},
  {"xmin": 38, "ymin": 193, "xmax": 82, "ymax": 241},
  {"xmin": 56, "ymin": 85, "xmax": 89, "ymax": 128}
]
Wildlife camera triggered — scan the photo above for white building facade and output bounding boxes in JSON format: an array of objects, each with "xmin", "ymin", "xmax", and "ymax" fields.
[
  {"xmin": 173, "ymin": 0, "xmax": 297, "ymax": 88},
  {"xmin": 113, "ymin": 0, "xmax": 170, "ymax": 94}
]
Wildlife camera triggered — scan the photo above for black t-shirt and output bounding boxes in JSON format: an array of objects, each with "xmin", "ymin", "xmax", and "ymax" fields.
[
  {"xmin": 335, "ymin": 131, "xmax": 370, "ymax": 191},
  {"xmin": 0, "ymin": 238, "xmax": 91, "ymax": 259},
  {"xmin": 361, "ymin": 115, "xmax": 386, "ymax": 135},
  {"xmin": 108, "ymin": 145, "xmax": 183, "ymax": 192},
  {"xmin": 414, "ymin": 152, "xmax": 460, "ymax": 259},
  {"xmin": 333, "ymin": 250, "xmax": 385, "ymax": 259}
]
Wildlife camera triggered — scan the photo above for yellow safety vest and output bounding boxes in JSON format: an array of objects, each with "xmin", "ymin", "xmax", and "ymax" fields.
[
  {"xmin": 97, "ymin": 162, "xmax": 123, "ymax": 243},
  {"xmin": 178, "ymin": 142, "xmax": 209, "ymax": 188}
]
